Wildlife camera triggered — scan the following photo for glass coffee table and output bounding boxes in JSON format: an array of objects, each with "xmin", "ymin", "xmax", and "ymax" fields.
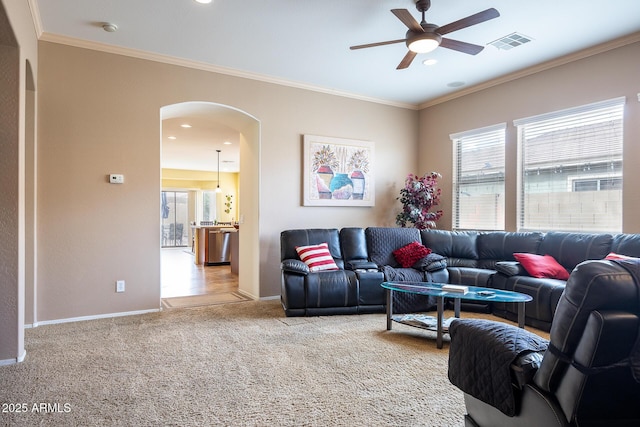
[{"xmin": 381, "ymin": 281, "xmax": 533, "ymax": 349}]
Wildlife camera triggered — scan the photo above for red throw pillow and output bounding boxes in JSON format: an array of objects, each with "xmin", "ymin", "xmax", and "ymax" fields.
[
  {"xmin": 605, "ymin": 252, "xmax": 638, "ymax": 261},
  {"xmin": 295, "ymin": 242, "xmax": 340, "ymax": 272},
  {"xmin": 393, "ymin": 242, "xmax": 432, "ymax": 268},
  {"xmin": 513, "ymin": 253, "xmax": 570, "ymax": 280}
]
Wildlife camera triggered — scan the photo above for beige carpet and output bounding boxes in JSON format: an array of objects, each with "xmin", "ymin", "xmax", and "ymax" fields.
[
  {"xmin": 162, "ymin": 292, "xmax": 250, "ymax": 309},
  {"xmin": 0, "ymin": 300, "xmax": 546, "ymax": 426}
]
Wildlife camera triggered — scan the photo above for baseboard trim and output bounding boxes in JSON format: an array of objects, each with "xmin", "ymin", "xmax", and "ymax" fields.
[
  {"xmin": 33, "ymin": 308, "xmax": 161, "ymax": 327},
  {"xmin": 236, "ymin": 289, "xmax": 258, "ymax": 300},
  {"xmin": 0, "ymin": 350, "xmax": 27, "ymax": 366}
]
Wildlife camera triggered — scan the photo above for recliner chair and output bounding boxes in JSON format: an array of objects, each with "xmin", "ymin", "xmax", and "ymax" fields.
[
  {"xmin": 280, "ymin": 228, "xmax": 361, "ymax": 316},
  {"xmin": 448, "ymin": 259, "xmax": 640, "ymax": 427}
]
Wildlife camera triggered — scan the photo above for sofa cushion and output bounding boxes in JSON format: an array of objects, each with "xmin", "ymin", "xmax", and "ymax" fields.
[
  {"xmin": 413, "ymin": 253, "xmax": 447, "ymax": 272},
  {"xmin": 365, "ymin": 227, "xmax": 421, "ymax": 267},
  {"xmin": 491, "ymin": 273, "xmax": 566, "ymax": 331},
  {"xmin": 339, "ymin": 227, "xmax": 369, "ymax": 263},
  {"xmin": 381, "ymin": 265, "xmax": 425, "ymax": 282},
  {"xmin": 538, "ymin": 232, "xmax": 613, "ymax": 271},
  {"xmin": 447, "ymin": 267, "xmax": 496, "ymax": 288},
  {"xmin": 296, "ymin": 243, "xmax": 340, "ymax": 272},
  {"xmin": 494, "ymin": 261, "xmax": 527, "ymax": 277},
  {"xmin": 281, "ymin": 228, "xmax": 344, "ymax": 269},
  {"xmin": 304, "ymin": 270, "xmax": 358, "ymax": 308},
  {"xmin": 513, "ymin": 253, "xmax": 569, "ymax": 280},
  {"xmin": 421, "ymin": 229, "xmax": 479, "ymax": 268},
  {"xmin": 610, "ymin": 234, "xmax": 640, "ymax": 258},
  {"xmin": 393, "ymin": 241, "xmax": 431, "ymax": 268},
  {"xmin": 421, "ymin": 229, "xmax": 478, "ymax": 258},
  {"xmin": 477, "ymin": 232, "xmax": 543, "ymax": 262}
]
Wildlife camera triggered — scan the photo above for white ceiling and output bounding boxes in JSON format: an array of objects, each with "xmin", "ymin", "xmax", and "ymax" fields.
[{"xmin": 32, "ymin": 0, "xmax": 640, "ymax": 172}]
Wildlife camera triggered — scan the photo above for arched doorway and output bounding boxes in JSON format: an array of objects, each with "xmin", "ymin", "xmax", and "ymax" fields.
[{"xmin": 160, "ymin": 102, "xmax": 260, "ymax": 299}]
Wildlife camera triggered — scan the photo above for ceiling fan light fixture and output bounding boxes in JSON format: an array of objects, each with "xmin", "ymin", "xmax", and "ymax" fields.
[{"xmin": 407, "ymin": 33, "xmax": 441, "ymax": 54}]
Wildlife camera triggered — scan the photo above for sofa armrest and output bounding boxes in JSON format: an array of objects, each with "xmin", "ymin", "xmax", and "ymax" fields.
[
  {"xmin": 413, "ymin": 253, "xmax": 447, "ymax": 272},
  {"xmin": 511, "ymin": 350, "xmax": 545, "ymax": 390},
  {"xmin": 345, "ymin": 259, "xmax": 379, "ymax": 271},
  {"xmin": 281, "ymin": 259, "xmax": 310, "ymax": 275},
  {"xmin": 449, "ymin": 319, "xmax": 549, "ymax": 416},
  {"xmin": 495, "ymin": 261, "xmax": 528, "ymax": 277}
]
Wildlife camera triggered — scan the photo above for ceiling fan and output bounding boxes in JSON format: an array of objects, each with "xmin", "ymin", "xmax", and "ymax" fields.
[{"xmin": 350, "ymin": 0, "xmax": 500, "ymax": 69}]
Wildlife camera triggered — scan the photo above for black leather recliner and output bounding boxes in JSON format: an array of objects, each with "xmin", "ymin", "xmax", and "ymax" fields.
[
  {"xmin": 448, "ymin": 259, "xmax": 640, "ymax": 427},
  {"xmin": 280, "ymin": 228, "xmax": 386, "ymax": 316}
]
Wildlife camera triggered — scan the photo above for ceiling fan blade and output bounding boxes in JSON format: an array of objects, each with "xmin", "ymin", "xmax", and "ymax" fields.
[
  {"xmin": 437, "ymin": 8, "xmax": 500, "ymax": 35},
  {"xmin": 391, "ymin": 9, "xmax": 424, "ymax": 33},
  {"xmin": 397, "ymin": 51, "xmax": 418, "ymax": 70},
  {"xmin": 350, "ymin": 38, "xmax": 406, "ymax": 50},
  {"xmin": 440, "ymin": 38, "xmax": 485, "ymax": 55}
]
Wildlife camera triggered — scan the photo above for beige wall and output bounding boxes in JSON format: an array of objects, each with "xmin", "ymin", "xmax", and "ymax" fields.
[
  {"xmin": 0, "ymin": 0, "xmax": 38, "ymax": 363},
  {"xmin": 36, "ymin": 41, "xmax": 419, "ymax": 322},
  {"xmin": 419, "ymin": 41, "xmax": 640, "ymax": 232},
  {"xmin": 13, "ymin": 2, "xmax": 638, "ymax": 342}
]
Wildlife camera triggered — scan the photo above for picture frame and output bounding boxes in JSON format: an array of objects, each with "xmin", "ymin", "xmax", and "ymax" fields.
[{"xmin": 302, "ymin": 134, "xmax": 375, "ymax": 207}]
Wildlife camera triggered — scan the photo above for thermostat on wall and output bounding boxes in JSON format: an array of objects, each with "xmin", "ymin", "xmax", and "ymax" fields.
[{"xmin": 109, "ymin": 174, "xmax": 124, "ymax": 184}]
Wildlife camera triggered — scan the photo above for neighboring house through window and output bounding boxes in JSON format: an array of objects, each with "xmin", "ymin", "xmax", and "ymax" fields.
[{"xmin": 514, "ymin": 97, "xmax": 625, "ymax": 233}]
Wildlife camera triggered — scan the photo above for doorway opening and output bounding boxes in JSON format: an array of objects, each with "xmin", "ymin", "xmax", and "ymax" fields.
[{"xmin": 159, "ymin": 102, "xmax": 260, "ymax": 305}]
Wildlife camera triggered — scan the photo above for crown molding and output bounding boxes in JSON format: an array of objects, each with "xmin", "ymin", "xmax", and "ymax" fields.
[
  {"xmin": 418, "ymin": 32, "xmax": 640, "ymax": 110},
  {"xmin": 27, "ymin": 0, "xmax": 43, "ymax": 38},
  {"xmin": 34, "ymin": 23, "xmax": 640, "ymax": 112},
  {"xmin": 38, "ymin": 32, "xmax": 418, "ymax": 111}
]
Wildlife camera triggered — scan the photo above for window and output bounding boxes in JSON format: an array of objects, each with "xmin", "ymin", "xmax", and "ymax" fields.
[
  {"xmin": 514, "ymin": 97, "xmax": 625, "ymax": 232},
  {"xmin": 451, "ymin": 124, "xmax": 506, "ymax": 230},
  {"xmin": 572, "ymin": 177, "xmax": 622, "ymax": 192},
  {"xmin": 161, "ymin": 191, "xmax": 189, "ymax": 247},
  {"xmin": 202, "ymin": 190, "xmax": 217, "ymax": 222}
]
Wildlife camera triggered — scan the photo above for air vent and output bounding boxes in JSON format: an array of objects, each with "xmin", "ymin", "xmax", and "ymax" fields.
[{"xmin": 489, "ymin": 32, "xmax": 532, "ymax": 50}]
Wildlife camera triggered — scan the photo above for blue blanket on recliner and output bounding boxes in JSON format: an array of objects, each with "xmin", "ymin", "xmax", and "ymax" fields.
[{"xmin": 448, "ymin": 318, "xmax": 548, "ymax": 416}]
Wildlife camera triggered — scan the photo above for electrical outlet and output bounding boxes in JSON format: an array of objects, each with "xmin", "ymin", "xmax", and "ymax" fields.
[{"xmin": 116, "ymin": 280, "xmax": 125, "ymax": 293}]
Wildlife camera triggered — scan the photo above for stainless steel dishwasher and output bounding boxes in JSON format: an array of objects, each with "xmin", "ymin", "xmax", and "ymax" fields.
[{"xmin": 207, "ymin": 229, "xmax": 232, "ymax": 265}]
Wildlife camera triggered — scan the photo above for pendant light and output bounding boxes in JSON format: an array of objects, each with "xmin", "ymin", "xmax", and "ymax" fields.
[{"xmin": 216, "ymin": 149, "xmax": 222, "ymax": 193}]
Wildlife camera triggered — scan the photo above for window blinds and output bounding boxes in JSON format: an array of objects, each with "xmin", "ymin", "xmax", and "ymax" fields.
[
  {"xmin": 514, "ymin": 97, "xmax": 625, "ymax": 232},
  {"xmin": 451, "ymin": 123, "xmax": 506, "ymax": 230}
]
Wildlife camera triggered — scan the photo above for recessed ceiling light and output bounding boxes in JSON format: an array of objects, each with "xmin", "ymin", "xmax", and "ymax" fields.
[
  {"xmin": 422, "ymin": 59, "xmax": 438, "ymax": 66},
  {"xmin": 180, "ymin": 124, "xmax": 191, "ymax": 128},
  {"xmin": 168, "ymin": 136, "xmax": 177, "ymax": 140},
  {"xmin": 102, "ymin": 23, "xmax": 118, "ymax": 33},
  {"xmin": 223, "ymin": 141, "xmax": 232, "ymax": 145},
  {"xmin": 194, "ymin": 0, "xmax": 213, "ymax": 4}
]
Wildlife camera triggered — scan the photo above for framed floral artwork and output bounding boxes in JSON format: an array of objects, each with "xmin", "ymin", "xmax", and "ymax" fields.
[{"xmin": 302, "ymin": 134, "xmax": 375, "ymax": 207}]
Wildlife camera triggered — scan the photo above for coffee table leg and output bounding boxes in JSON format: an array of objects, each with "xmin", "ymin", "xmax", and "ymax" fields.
[
  {"xmin": 517, "ymin": 301, "xmax": 525, "ymax": 328},
  {"xmin": 454, "ymin": 298, "xmax": 461, "ymax": 318},
  {"xmin": 386, "ymin": 289, "xmax": 393, "ymax": 330},
  {"xmin": 436, "ymin": 296, "xmax": 444, "ymax": 349}
]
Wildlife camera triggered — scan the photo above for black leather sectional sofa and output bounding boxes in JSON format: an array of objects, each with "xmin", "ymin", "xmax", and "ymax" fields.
[{"xmin": 280, "ymin": 227, "xmax": 640, "ymax": 331}]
